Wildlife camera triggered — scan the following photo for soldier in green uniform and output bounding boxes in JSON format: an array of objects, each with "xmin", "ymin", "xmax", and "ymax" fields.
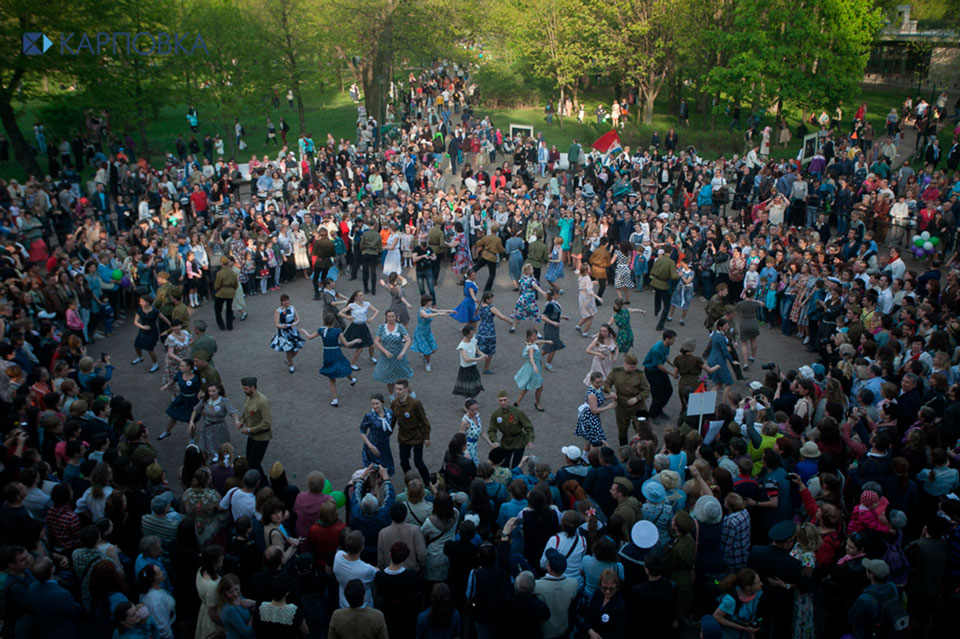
[
  {"xmin": 487, "ymin": 390, "xmax": 535, "ymax": 469},
  {"xmin": 703, "ymin": 282, "xmax": 728, "ymax": 332},
  {"xmin": 154, "ymin": 271, "xmax": 181, "ymax": 322},
  {"xmin": 602, "ymin": 353, "xmax": 652, "ymax": 445},
  {"xmin": 169, "ymin": 289, "xmax": 191, "ymax": 332},
  {"xmin": 672, "ymin": 338, "xmax": 717, "ymax": 418},
  {"xmin": 237, "ymin": 376, "xmax": 272, "ymax": 476},
  {"xmin": 524, "ymin": 232, "xmax": 550, "ymax": 282},
  {"xmin": 190, "ymin": 320, "xmax": 218, "ymax": 364},
  {"xmin": 192, "ymin": 350, "xmax": 221, "ymax": 388}
]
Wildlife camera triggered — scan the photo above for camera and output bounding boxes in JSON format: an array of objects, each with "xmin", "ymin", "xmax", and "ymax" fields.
[{"xmin": 760, "ymin": 363, "xmax": 776, "ymax": 371}]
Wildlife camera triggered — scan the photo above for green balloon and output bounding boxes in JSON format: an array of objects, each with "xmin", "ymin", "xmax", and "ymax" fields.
[
  {"xmin": 322, "ymin": 479, "xmax": 332, "ymax": 495},
  {"xmin": 931, "ymin": 236, "xmax": 940, "ymax": 246},
  {"xmin": 330, "ymin": 490, "xmax": 346, "ymax": 508},
  {"xmin": 111, "ymin": 269, "xmax": 123, "ymax": 280},
  {"xmin": 914, "ymin": 237, "xmax": 924, "ymax": 247}
]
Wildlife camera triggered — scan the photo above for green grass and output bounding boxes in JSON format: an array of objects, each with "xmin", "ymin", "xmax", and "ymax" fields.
[{"xmin": 1, "ymin": 81, "xmax": 951, "ymax": 183}]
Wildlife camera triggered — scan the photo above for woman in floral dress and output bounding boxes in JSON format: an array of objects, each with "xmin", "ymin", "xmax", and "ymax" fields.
[
  {"xmin": 576, "ymin": 371, "xmax": 616, "ymax": 450},
  {"xmin": 292, "ymin": 222, "xmax": 310, "ymax": 277},
  {"xmin": 300, "ymin": 314, "xmax": 361, "ymax": 407},
  {"xmin": 188, "ymin": 382, "xmax": 236, "ymax": 458},
  {"xmin": 612, "ymin": 241, "xmax": 634, "ymax": 302},
  {"xmin": 372, "ymin": 310, "xmax": 414, "ymax": 397},
  {"xmin": 181, "ymin": 465, "xmax": 224, "ymax": 544},
  {"xmin": 449, "ymin": 222, "xmax": 471, "ymax": 279},
  {"xmin": 510, "ymin": 263, "xmax": 549, "ymax": 332},
  {"xmin": 162, "ymin": 321, "xmax": 192, "ymax": 395},
  {"xmin": 609, "ymin": 298, "xmax": 646, "ymax": 354},
  {"xmin": 476, "ymin": 292, "xmax": 512, "ymax": 375},
  {"xmin": 270, "ymin": 293, "xmax": 305, "ymax": 373},
  {"xmin": 359, "ymin": 394, "xmax": 395, "ymax": 475},
  {"xmin": 513, "ymin": 329, "xmax": 549, "ymax": 412},
  {"xmin": 668, "ymin": 259, "xmax": 695, "ymax": 326},
  {"xmin": 583, "ymin": 324, "xmax": 618, "ymax": 385},
  {"xmin": 791, "ymin": 523, "xmax": 820, "ymax": 639},
  {"xmin": 459, "ymin": 398, "xmax": 492, "ymax": 464},
  {"xmin": 410, "ymin": 295, "xmax": 453, "ymax": 372}
]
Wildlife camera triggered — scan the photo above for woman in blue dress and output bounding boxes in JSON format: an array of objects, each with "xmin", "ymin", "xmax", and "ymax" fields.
[
  {"xmin": 510, "ymin": 263, "xmax": 549, "ymax": 333},
  {"xmin": 513, "ymin": 329, "xmax": 550, "ymax": 412},
  {"xmin": 450, "ymin": 270, "xmax": 480, "ymax": 323},
  {"xmin": 575, "ymin": 371, "xmax": 617, "ymax": 451},
  {"xmin": 410, "ymin": 294, "xmax": 454, "ymax": 372},
  {"xmin": 300, "ymin": 313, "xmax": 361, "ymax": 407},
  {"xmin": 158, "ymin": 359, "xmax": 201, "ymax": 440},
  {"xmin": 505, "ymin": 232, "xmax": 526, "ymax": 290},
  {"xmin": 544, "ymin": 237, "xmax": 565, "ymax": 294},
  {"xmin": 707, "ymin": 318, "xmax": 734, "ymax": 390},
  {"xmin": 541, "ymin": 290, "xmax": 569, "ymax": 372},
  {"xmin": 269, "ymin": 293, "xmax": 305, "ymax": 374},
  {"xmin": 359, "ymin": 394, "xmax": 395, "ymax": 474},
  {"xmin": 476, "ymin": 292, "xmax": 512, "ymax": 374},
  {"xmin": 668, "ymin": 259, "xmax": 695, "ymax": 326},
  {"xmin": 372, "ymin": 310, "xmax": 414, "ymax": 397}
]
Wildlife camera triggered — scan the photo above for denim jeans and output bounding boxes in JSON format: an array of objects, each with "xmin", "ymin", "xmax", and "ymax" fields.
[
  {"xmin": 780, "ymin": 295, "xmax": 794, "ymax": 336},
  {"xmin": 416, "ymin": 268, "xmax": 436, "ymax": 301},
  {"xmin": 700, "ymin": 271, "xmax": 714, "ymax": 300}
]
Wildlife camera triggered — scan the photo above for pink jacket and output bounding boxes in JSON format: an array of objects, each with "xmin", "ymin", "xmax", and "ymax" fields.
[{"xmin": 846, "ymin": 499, "xmax": 891, "ymax": 535}]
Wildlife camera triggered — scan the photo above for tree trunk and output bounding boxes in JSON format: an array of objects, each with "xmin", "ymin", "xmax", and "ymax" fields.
[
  {"xmin": 775, "ymin": 95, "xmax": 784, "ymax": 125},
  {"xmin": 294, "ymin": 81, "xmax": 306, "ymax": 133},
  {"xmin": 558, "ymin": 86, "xmax": 565, "ymax": 130},
  {"xmin": 0, "ymin": 93, "xmax": 43, "ymax": 178}
]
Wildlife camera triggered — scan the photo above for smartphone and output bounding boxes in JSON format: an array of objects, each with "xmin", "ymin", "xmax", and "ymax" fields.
[{"xmin": 100, "ymin": 352, "xmax": 108, "ymax": 362}]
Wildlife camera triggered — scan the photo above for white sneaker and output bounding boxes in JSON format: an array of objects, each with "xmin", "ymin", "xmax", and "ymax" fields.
[
  {"xmin": 370, "ymin": 356, "xmax": 378, "ymax": 364},
  {"xmin": 351, "ymin": 364, "xmax": 360, "ymax": 371},
  {"xmin": 149, "ymin": 363, "xmax": 159, "ymax": 373},
  {"xmin": 330, "ymin": 399, "xmax": 339, "ymax": 406},
  {"xmin": 131, "ymin": 357, "xmax": 143, "ymax": 365},
  {"xmin": 425, "ymin": 363, "xmax": 432, "ymax": 372},
  {"xmin": 289, "ymin": 365, "xmax": 295, "ymax": 374},
  {"xmin": 349, "ymin": 377, "xmax": 358, "ymax": 386}
]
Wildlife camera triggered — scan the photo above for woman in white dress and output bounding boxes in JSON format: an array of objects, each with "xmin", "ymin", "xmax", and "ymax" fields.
[
  {"xmin": 383, "ymin": 222, "xmax": 402, "ymax": 277},
  {"xmin": 291, "ymin": 222, "xmax": 310, "ymax": 277}
]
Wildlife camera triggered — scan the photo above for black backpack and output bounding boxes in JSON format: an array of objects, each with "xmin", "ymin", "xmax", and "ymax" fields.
[{"xmin": 867, "ymin": 584, "xmax": 908, "ymax": 639}]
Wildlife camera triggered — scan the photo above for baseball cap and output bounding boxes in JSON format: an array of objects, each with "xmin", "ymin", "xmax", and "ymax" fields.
[
  {"xmin": 545, "ymin": 547, "xmax": 567, "ymax": 574},
  {"xmin": 151, "ymin": 491, "xmax": 175, "ymax": 514},
  {"xmin": 561, "ymin": 445, "xmax": 582, "ymax": 461},
  {"xmin": 862, "ymin": 558, "xmax": 890, "ymax": 579}
]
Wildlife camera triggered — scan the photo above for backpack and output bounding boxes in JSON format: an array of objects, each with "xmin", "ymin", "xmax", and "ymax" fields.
[
  {"xmin": 882, "ymin": 531, "xmax": 910, "ymax": 587},
  {"xmin": 867, "ymin": 584, "xmax": 908, "ymax": 639}
]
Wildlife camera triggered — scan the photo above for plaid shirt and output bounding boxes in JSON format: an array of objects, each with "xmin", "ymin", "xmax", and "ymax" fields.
[
  {"xmin": 721, "ymin": 510, "xmax": 751, "ymax": 571},
  {"xmin": 45, "ymin": 504, "xmax": 81, "ymax": 552}
]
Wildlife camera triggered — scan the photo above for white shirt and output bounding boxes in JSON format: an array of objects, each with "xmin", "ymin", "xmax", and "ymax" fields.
[
  {"xmin": 333, "ymin": 550, "xmax": 377, "ymax": 608},
  {"xmin": 878, "ymin": 287, "xmax": 894, "ymax": 315},
  {"xmin": 348, "ymin": 301, "xmax": 370, "ymax": 323},
  {"xmin": 219, "ymin": 487, "xmax": 255, "ymax": 521}
]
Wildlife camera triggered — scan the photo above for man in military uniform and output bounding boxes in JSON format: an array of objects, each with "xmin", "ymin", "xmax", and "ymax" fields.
[
  {"xmin": 191, "ymin": 320, "xmax": 218, "ymax": 364},
  {"xmin": 236, "ymin": 377, "xmax": 272, "ymax": 477},
  {"xmin": 603, "ymin": 353, "xmax": 652, "ymax": 445},
  {"xmin": 524, "ymin": 232, "xmax": 549, "ymax": 282},
  {"xmin": 154, "ymin": 271, "xmax": 180, "ymax": 322},
  {"xmin": 748, "ymin": 521, "xmax": 814, "ymax": 639},
  {"xmin": 703, "ymin": 282, "xmax": 728, "ymax": 331},
  {"xmin": 488, "ymin": 390, "xmax": 535, "ymax": 469},
  {"xmin": 169, "ymin": 289, "xmax": 191, "ymax": 332},
  {"xmin": 192, "ymin": 350, "xmax": 221, "ymax": 388}
]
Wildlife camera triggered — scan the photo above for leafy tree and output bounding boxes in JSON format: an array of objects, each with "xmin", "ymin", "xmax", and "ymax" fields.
[
  {"xmin": 510, "ymin": 0, "xmax": 594, "ymax": 128},
  {"xmin": 0, "ymin": 0, "xmax": 98, "ymax": 176},
  {"xmin": 249, "ymin": 0, "xmax": 324, "ymax": 134},
  {"xmin": 592, "ymin": 0, "xmax": 679, "ymax": 125},
  {"xmin": 707, "ymin": 0, "xmax": 882, "ymax": 120}
]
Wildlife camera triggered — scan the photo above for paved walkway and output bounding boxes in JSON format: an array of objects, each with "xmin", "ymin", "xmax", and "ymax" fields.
[{"xmin": 102, "ymin": 268, "xmax": 819, "ymax": 493}]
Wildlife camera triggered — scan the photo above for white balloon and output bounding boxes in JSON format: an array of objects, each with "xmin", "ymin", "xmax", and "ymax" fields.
[
  {"xmin": 912, "ymin": 234, "xmax": 921, "ymax": 243},
  {"xmin": 924, "ymin": 241, "xmax": 934, "ymax": 251},
  {"xmin": 921, "ymin": 231, "xmax": 931, "ymax": 240}
]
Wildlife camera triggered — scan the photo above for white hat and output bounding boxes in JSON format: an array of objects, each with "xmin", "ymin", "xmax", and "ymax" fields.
[
  {"xmin": 561, "ymin": 445, "xmax": 582, "ymax": 461},
  {"xmin": 798, "ymin": 365, "xmax": 815, "ymax": 380},
  {"xmin": 630, "ymin": 520, "xmax": 658, "ymax": 549},
  {"xmin": 749, "ymin": 381, "xmax": 764, "ymax": 391}
]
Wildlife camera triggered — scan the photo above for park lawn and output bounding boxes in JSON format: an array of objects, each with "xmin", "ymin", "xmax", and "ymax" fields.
[{"xmin": 0, "ymin": 89, "xmax": 361, "ymax": 181}]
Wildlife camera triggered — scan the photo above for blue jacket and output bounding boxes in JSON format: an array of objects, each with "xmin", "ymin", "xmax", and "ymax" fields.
[
  {"xmin": 27, "ymin": 580, "xmax": 81, "ymax": 639},
  {"xmin": 350, "ymin": 479, "xmax": 396, "ymax": 555},
  {"xmin": 584, "ymin": 463, "xmax": 626, "ymax": 516}
]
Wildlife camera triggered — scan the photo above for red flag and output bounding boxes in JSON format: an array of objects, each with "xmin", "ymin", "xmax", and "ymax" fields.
[
  {"xmin": 591, "ymin": 129, "xmax": 622, "ymax": 155},
  {"xmin": 694, "ymin": 381, "xmax": 706, "ymax": 393}
]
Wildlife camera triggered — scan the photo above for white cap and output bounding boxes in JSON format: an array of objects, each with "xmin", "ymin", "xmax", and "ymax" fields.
[
  {"xmin": 561, "ymin": 445, "xmax": 582, "ymax": 461},
  {"xmin": 798, "ymin": 365, "xmax": 815, "ymax": 380}
]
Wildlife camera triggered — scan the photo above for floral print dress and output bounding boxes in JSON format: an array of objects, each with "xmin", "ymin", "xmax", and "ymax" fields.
[
  {"xmin": 452, "ymin": 232, "xmax": 471, "ymax": 276},
  {"xmin": 790, "ymin": 544, "xmax": 816, "ymax": 639},
  {"xmin": 511, "ymin": 275, "xmax": 540, "ymax": 321}
]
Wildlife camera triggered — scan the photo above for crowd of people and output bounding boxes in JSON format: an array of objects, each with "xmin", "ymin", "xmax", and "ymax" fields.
[{"xmin": 0, "ymin": 58, "xmax": 959, "ymax": 639}]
